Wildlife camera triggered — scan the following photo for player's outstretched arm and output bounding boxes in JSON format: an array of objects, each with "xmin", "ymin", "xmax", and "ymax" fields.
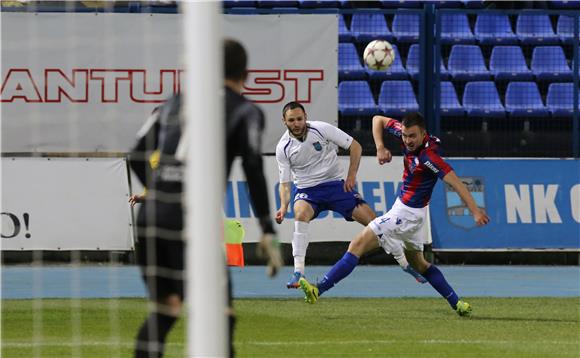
[
  {"xmin": 344, "ymin": 139, "xmax": 362, "ymax": 192},
  {"xmin": 276, "ymin": 182, "xmax": 292, "ymax": 224},
  {"xmin": 372, "ymin": 115, "xmax": 393, "ymax": 165},
  {"xmin": 443, "ymin": 171, "xmax": 490, "ymax": 226}
]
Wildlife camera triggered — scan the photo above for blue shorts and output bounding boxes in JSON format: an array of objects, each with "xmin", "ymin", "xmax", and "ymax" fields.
[{"xmin": 293, "ymin": 180, "xmax": 366, "ymax": 221}]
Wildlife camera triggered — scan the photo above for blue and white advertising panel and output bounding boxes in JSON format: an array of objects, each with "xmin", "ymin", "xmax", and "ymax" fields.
[{"xmin": 430, "ymin": 159, "xmax": 580, "ymax": 250}]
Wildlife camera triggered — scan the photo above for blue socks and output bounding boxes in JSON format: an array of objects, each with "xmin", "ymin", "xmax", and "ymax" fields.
[
  {"xmin": 317, "ymin": 252, "xmax": 359, "ymax": 295},
  {"xmin": 423, "ymin": 265, "xmax": 459, "ymax": 309}
]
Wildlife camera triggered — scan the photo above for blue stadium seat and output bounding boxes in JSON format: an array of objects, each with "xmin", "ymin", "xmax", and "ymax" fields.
[
  {"xmin": 351, "ymin": 13, "xmax": 393, "ymax": 43},
  {"xmin": 223, "ymin": 1, "xmax": 256, "ymax": 7},
  {"xmin": 338, "ymin": 81, "xmax": 377, "ymax": 116},
  {"xmin": 440, "ymin": 81, "xmax": 465, "ymax": 116},
  {"xmin": 227, "ymin": 7, "xmax": 258, "ymax": 14},
  {"xmin": 462, "ymin": 81, "xmax": 506, "ymax": 117},
  {"xmin": 366, "ymin": 43, "xmax": 408, "ymax": 80},
  {"xmin": 299, "ymin": 0, "xmax": 339, "ymax": 7},
  {"xmin": 406, "ymin": 44, "xmax": 450, "ymax": 80},
  {"xmin": 556, "ymin": 15, "xmax": 579, "ymax": 43},
  {"xmin": 546, "ymin": 82, "xmax": 574, "ymax": 117},
  {"xmin": 257, "ymin": 0, "xmax": 298, "ymax": 7},
  {"xmin": 462, "ymin": 0, "xmax": 484, "ymax": 8},
  {"xmin": 380, "ymin": 0, "xmax": 422, "ymax": 8},
  {"xmin": 448, "ymin": 45, "xmax": 490, "ymax": 80},
  {"xmin": 550, "ymin": 1, "xmax": 580, "ymax": 8},
  {"xmin": 516, "ymin": 14, "xmax": 560, "ymax": 45},
  {"xmin": 505, "ymin": 82, "xmax": 549, "ymax": 117},
  {"xmin": 433, "ymin": 1, "xmax": 465, "ymax": 8},
  {"xmin": 474, "ymin": 14, "xmax": 518, "ymax": 45},
  {"xmin": 378, "ymin": 81, "xmax": 419, "ymax": 117},
  {"xmin": 392, "ymin": 13, "xmax": 420, "ymax": 42},
  {"xmin": 531, "ymin": 46, "xmax": 573, "ymax": 81},
  {"xmin": 489, "ymin": 46, "xmax": 533, "ymax": 81},
  {"xmin": 441, "ymin": 13, "xmax": 475, "ymax": 44},
  {"xmin": 339, "ymin": 43, "xmax": 366, "ymax": 79},
  {"xmin": 339, "ymin": 14, "xmax": 352, "ymax": 42}
]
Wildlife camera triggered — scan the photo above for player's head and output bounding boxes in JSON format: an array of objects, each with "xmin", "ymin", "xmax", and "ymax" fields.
[
  {"xmin": 224, "ymin": 38, "xmax": 248, "ymax": 83},
  {"xmin": 282, "ymin": 101, "xmax": 307, "ymax": 138},
  {"xmin": 401, "ymin": 112, "xmax": 426, "ymax": 152}
]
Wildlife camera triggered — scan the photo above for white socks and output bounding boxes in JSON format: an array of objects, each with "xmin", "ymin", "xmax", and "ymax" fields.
[{"xmin": 292, "ymin": 221, "xmax": 309, "ymax": 274}]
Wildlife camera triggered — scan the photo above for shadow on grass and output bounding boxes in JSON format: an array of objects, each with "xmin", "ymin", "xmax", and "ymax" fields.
[{"xmin": 469, "ymin": 316, "xmax": 579, "ymax": 324}]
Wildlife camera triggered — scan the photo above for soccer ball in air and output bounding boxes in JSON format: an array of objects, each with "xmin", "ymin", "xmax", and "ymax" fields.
[{"xmin": 363, "ymin": 40, "xmax": 395, "ymax": 71}]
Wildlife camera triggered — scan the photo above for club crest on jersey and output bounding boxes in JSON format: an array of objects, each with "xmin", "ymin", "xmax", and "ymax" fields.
[
  {"xmin": 312, "ymin": 142, "xmax": 322, "ymax": 151},
  {"xmin": 444, "ymin": 176, "xmax": 486, "ymax": 230}
]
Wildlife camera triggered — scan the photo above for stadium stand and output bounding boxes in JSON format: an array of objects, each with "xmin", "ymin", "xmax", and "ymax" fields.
[
  {"xmin": 489, "ymin": 46, "xmax": 534, "ymax": 81},
  {"xmin": 378, "ymin": 80, "xmax": 419, "ymax": 116},
  {"xmin": 338, "ymin": 80, "xmax": 377, "ymax": 116},
  {"xmin": 547, "ymin": 82, "xmax": 574, "ymax": 117},
  {"xmin": 474, "ymin": 14, "xmax": 518, "ymax": 45},
  {"xmin": 448, "ymin": 44, "xmax": 490, "ymax": 80},
  {"xmin": 350, "ymin": 13, "xmax": 393, "ymax": 42},
  {"xmin": 505, "ymin": 81, "xmax": 549, "ymax": 117},
  {"xmin": 516, "ymin": 14, "xmax": 560, "ymax": 44},
  {"xmin": 440, "ymin": 13, "xmax": 475, "ymax": 44},
  {"xmin": 462, "ymin": 81, "xmax": 506, "ymax": 118},
  {"xmin": 392, "ymin": 13, "xmax": 420, "ymax": 42},
  {"xmin": 407, "ymin": 44, "xmax": 450, "ymax": 80},
  {"xmin": 556, "ymin": 15, "xmax": 579, "ymax": 42},
  {"xmin": 339, "ymin": 43, "xmax": 366, "ymax": 79},
  {"xmin": 531, "ymin": 46, "xmax": 573, "ymax": 81},
  {"xmin": 339, "ymin": 14, "xmax": 353, "ymax": 41},
  {"xmin": 440, "ymin": 81, "xmax": 465, "ymax": 116}
]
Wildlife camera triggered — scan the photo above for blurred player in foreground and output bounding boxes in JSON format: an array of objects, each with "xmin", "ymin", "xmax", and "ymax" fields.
[
  {"xmin": 275, "ymin": 102, "xmax": 426, "ymax": 289},
  {"xmin": 130, "ymin": 38, "xmax": 281, "ymax": 358},
  {"xmin": 299, "ymin": 112, "xmax": 489, "ymax": 316}
]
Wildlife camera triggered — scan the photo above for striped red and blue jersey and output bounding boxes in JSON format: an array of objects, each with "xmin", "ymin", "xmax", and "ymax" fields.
[{"xmin": 384, "ymin": 119, "xmax": 453, "ymax": 208}]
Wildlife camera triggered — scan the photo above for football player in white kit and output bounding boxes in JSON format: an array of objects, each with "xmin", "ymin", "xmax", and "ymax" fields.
[{"xmin": 275, "ymin": 102, "xmax": 426, "ymax": 288}]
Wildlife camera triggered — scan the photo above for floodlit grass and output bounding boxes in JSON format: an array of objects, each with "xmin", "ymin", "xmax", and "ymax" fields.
[{"xmin": 2, "ymin": 297, "xmax": 579, "ymax": 357}]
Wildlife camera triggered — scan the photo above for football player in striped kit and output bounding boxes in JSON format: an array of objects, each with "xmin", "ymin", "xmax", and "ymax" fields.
[{"xmin": 299, "ymin": 112, "xmax": 489, "ymax": 316}]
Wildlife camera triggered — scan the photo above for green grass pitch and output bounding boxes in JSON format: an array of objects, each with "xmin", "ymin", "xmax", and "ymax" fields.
[{"xmin": 2, "ymin": 297, "xmax": 579, "ymax": 357}]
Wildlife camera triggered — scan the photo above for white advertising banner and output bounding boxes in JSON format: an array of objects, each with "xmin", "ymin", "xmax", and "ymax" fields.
[
  {"xmin": 227, "ymin": 156, "xmax": 432, "ymax": 244},
  {"xmin": 1, "ymin": 157, "xmax": 134, "ymax": 250},
  {"xmin": 1, "ymin": 13, "xmax": 337, "ymax": 154}
]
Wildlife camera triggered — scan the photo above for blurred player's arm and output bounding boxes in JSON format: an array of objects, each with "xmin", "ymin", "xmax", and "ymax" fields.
[
  {"xmin": 372, "ymin": 115, "xmax": 396, "ymax": 165},
  {"xmin": 129, "ymin": 111, "xmax": 160, "ymax": 186},
  {"xmin": 443, "ymin": 171, "xmax": 490, "ymax": 226},
  {"xmin": 344, "ymin": 139, "xmax": 362, "ymax": 192},
  {"xmin": 239, "ymin": 115, "xmax": 275, "ymax": 235},
  {"xmin": 276, "ymin": 182, "xmax": 292, "ymax": 224}
]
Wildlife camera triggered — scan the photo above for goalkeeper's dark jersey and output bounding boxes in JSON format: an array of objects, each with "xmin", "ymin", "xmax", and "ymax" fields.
[{"xmin": 129, "ymin": 90, "xmax": 275, "ymax": 234}]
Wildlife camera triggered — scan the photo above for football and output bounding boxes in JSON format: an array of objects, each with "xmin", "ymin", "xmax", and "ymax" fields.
[{"xmin": 363, "ymin": 39, "xmax": 395, "ymax": 71}]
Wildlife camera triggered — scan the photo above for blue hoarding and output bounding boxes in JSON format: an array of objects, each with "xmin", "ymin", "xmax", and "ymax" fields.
[{"xmin": 429, "ymin": 159, "xmax": 580, "ymax": 250}]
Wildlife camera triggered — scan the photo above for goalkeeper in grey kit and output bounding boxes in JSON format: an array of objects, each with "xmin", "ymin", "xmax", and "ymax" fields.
[{"xmin": 129, "ymin": 38, "xmax": 281, "ymax": 358}]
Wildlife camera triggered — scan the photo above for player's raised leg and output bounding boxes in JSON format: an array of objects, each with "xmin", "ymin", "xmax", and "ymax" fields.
[
  {"xmin": 351, "ymin": 203, "xmax": 426, "ymax": 284},
  {"xmin": 405, "ymin": 250, "xmax": 472, "ymax": 316},
  {"xmin": 287, "ymin": 200, "xmax": 314, "ymax": 288}
]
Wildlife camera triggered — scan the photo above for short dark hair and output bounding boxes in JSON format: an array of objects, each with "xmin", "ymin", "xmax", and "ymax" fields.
[
  {"xmin": 224, "ymin": 38, "xmax": 247, "ymax": 81},
  {"xmin": 282, "ymin": 101, "xmax": 306, "ymax": 117},
  {"xmin": 401, "ymin": 112, "xmax": 425, "ymax": 130}
]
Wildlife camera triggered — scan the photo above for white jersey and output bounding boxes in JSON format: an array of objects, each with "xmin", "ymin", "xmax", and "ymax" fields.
[{"xmin": 275, "ymin": 121, "xmax": 353, "ymax": 189}]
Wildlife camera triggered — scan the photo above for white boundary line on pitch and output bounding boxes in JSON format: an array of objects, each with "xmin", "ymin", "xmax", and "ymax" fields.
[{"xmin": 3, "ymin": 339, "xmax": 579, "ymax": 348}]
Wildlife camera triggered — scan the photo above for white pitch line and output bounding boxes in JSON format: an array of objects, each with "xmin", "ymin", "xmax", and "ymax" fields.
[
  {"xmin": 241, "ymin": 339, "xmax": 580, "ymax": 346},
  {"xmin": 2, "ymin": 339, "xmax": 578, "ymax": 348}
]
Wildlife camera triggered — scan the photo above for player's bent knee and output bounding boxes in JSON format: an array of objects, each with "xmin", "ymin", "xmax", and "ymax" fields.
[
  {"xmin": 348, "ymin": 227, "xmax": 379, "ymax": 257},
  {"xmin": 405, "ymin": 250, "xmax": 430, "ymax": 274}
]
